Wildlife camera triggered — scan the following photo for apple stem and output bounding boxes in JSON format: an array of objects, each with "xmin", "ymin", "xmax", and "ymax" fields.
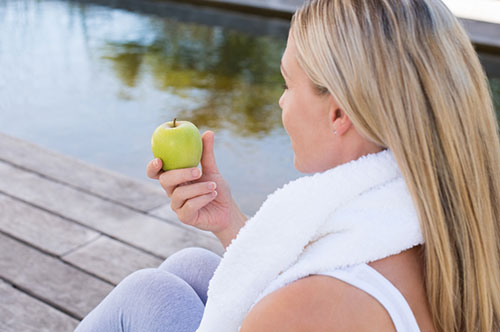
[{"xmin": 173, "ymin": 118, "xmax": 177, "ymax": 127}]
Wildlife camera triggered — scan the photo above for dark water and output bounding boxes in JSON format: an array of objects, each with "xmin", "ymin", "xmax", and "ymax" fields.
[{"xmin": 1, "ymin": 0, "xmax": 499, "ymax": 216}]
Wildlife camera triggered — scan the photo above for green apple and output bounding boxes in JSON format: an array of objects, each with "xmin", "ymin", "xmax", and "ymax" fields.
[{"xmin": 151, "ymin": 118, "xmax": 203, "ymax": 171}]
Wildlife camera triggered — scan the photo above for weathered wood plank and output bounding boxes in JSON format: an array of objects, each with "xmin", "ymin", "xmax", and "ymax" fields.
[
  {"xmin": 461, "ymin": 18, "xmax": 500, "ymax": 50},
  {"xmin": 0, "ymin": 193, "xmax": 99, "ymax": 256},
  {"xmin": 0, "ymin": 161, "xmax": 224, "ymax": 257},
  {"xmin": 108, "ymin": 212, "xmax": 225, "ymax": 257},
  {"xmin": 63, "ymin": 236, "xmax": 163, "ymax": 285},
  {"xmin": 0, "ymin": 279, "xmax": 79, "ymax": 332},
  {"xmin": 0, "ymin": 132, "xmax": 166, "ymax": 212},
  {"xmin": 0, "ymin": 233, "xmax": 113, "ymax": 319},
  {"xmin": 148, "ymin": 203, "xmax": 221, "ymax": 240}
]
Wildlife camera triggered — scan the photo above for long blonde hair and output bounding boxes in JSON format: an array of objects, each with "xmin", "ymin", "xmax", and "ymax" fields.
[{"xmin": 291, "ymin": 0, "xmax": 500, "ymax": 331}]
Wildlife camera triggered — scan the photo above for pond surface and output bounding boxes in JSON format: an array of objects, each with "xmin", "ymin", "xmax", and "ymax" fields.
[{"xmin": 1, "ymin": 0, "xmax": 499, "ymax": 216}]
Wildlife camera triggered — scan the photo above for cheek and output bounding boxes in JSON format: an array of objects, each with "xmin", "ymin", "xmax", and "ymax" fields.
[
  {"xmin": 281, "ymin": 104, "xmax": 294, "ymax": 137},
  {"xmin": 280, "ymin": 94, "xmax": 289, "ymax": 132},
  {"xmin": 281, "ymin": 107, "xmax": 287, "ymax": 131}
]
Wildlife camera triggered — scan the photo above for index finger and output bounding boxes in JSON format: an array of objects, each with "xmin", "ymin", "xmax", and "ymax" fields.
[{"xmin": 159, "ymin": 167, "xmax": 202, "ymax": 197}]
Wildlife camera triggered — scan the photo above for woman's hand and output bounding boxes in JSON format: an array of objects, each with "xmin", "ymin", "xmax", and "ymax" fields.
[{"xmin": 146, "ymin": 130, "xmax": 247, "ymax": 248}]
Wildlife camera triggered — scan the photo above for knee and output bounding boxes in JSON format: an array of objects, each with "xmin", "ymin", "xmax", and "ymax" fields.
[
  {"xmin": 157, "ymin": 248, "xmax": 221, "ymax": 305},
  {"xmin": 170, "ymin": 246, "xmax": 219, "ymax": 260},
  {"xmin": 113, "ymin": 268, "xmax": 209, "ymax": 317},
  {"xmin": 159, "ymin": 247, "xmax": 221, "ymax": 272},
  {"xmin": 114, "ymin": 268, "xmax": 188, "ymax": 303},
  {"xmin": 119, "ymin": 268, "xmax": 159, "ymax": 289},
  {"xmin": 118, "ymin": 268, "xmax": 204, "ymax": 314},
  {"xmin": 77, "ymin": 269, "xmax": 204, "ymax": 331},
  {"xmin": 76, "ymin": 269, "xmax": 176, "ymax": 331}
]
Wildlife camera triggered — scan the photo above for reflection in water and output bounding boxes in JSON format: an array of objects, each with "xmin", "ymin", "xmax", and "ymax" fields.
[
  {"xmin": 491, "ymin": 79, "xmax": 500, "ymax": 121},
  {"xmin": 100, "ymin": 15, "xmax": 500, "ymax": 136},
  {"xmin": 101, "ymin": 20, "xmax": 285, "ymax": 138},
  {"xmin": 0, "ymin": 0, "xmax": 499, "ymax": 216},
  {"xmin": 0, "ymin": 0, "xmax": 297, "ymax": 216},
  {"xmin": 103, "ymin": 43, "xmax": 144, "ymax": 88}
]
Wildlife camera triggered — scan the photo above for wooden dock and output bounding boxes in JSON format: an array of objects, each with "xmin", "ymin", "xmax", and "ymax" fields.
[{"xmin": 0, "ymin": 132, "xmax": 224, "ymax": 331}]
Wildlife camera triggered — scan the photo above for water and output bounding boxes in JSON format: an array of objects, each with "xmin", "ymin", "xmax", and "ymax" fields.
[{"xmin": 1, "ymin": 0, "xmax": 499, "ymax": 216}]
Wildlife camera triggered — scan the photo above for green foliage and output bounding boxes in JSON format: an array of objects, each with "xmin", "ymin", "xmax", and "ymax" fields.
[
  {"xmin": 489, "ymin": 78, "xmax": 500, "ymax": 125},
  {"xmin": 100, "ymin": 17, "xmax": 500, "ymax": 137},
  {"xmin": 101, "ymin": 20, "xmax": 286, "ymax": 138}
]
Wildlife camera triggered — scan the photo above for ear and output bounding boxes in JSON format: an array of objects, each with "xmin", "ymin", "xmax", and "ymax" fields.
[{"xmin": 329, "ymin": 100, "xmax": 352, "ymax": 137}]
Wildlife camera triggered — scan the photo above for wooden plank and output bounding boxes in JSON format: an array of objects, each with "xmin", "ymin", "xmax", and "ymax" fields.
[
  {"xmin": 461, "ymin": 18, "xmax": 500, "ymax": 50},
  {"xmin": 0, "ymin": 132, "xmax": 166, "ymax": 212},
  {"xmin": 63, "ymin": 236, "xmax": 163, "ymax": 285},
  {"xmin": 0, "ymin": 279, "xmax": 78, "ymax": 332},
  {"xmin": 0, "ymin": 194, "xmax": 99, "ymax": 256},
  {"xmin": 148, "ymin": 203, "xmax": 221, "ymax": 240},
  {"xmin": 0, "ymin": 233, "xmax": 113, "ymax": 319},
  {"xmin": 0, "ymin": 161, "xmax": 224, "ymax": 258},
  {"xmin": 107, "ymin": 212, "xmax": 225, "ymax": 258}
]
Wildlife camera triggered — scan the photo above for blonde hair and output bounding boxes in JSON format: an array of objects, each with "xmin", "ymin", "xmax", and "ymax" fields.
[{"xmin": 291, "ymin": 0, "xmax": 500, "ymax": 331}]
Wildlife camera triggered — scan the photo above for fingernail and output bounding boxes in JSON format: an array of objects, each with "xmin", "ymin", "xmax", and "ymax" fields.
[
  {"xmin": 208, "ymin": 182, "xmax": 216, "ymax": 190},
  {"xmin": 192, "ymin": 169, "xmax": 200, "ymax": 178},
  {"xmin": 155, "ymin": 158, "xmax": 160, "ymax": 167}
]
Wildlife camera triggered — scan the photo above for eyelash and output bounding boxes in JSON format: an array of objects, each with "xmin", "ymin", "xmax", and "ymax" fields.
[{"xmin": 282, "ymin": 83, "xmax": 288, "ymax": 90}]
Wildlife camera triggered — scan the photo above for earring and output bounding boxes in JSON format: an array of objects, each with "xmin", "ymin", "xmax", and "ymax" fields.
[{"xmin": 334, "ymin": 129, "xmax": 337, "ymax": 136}]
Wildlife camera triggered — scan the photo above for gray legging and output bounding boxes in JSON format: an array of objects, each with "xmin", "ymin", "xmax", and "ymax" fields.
[{"xmin": 75, "ymin": 247, "xmax": 222, "ymax": 332}]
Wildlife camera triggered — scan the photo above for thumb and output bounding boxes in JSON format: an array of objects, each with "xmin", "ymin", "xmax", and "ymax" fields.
[{"xmin": 200, "ymin": 130, "xmax": 220, "ymax": 175}]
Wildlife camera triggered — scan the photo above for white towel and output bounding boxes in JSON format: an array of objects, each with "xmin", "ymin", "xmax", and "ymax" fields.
[{"xmin": 196, "ymin": 149, "xmax": 424, "ymax": 332}]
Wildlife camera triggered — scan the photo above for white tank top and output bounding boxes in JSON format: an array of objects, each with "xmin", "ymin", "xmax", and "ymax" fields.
[{"xmin": 314, "ymin": 263, "xmax": 421, "ymax": 332}]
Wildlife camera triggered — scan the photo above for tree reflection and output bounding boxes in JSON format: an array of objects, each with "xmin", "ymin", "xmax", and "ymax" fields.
[
  {"xmin": 100, "ymin": 19, "xmax": 286, "ymax": 137},
  {"xmin": 100, "ymin": 16, "xmax": 500, "ymax": 135},
  {"xmin": 491, "ymin": 79, "xmax": 500, "ymax": 123},
  {"xmin": 102, "ymin": 42, "xmax": 145, "ymax": 87}
]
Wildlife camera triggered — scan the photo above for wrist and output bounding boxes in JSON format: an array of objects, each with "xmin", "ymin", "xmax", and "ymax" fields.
[{"xmin": 213, "ymin": 202, "xmax": 248, "ymax": 250}]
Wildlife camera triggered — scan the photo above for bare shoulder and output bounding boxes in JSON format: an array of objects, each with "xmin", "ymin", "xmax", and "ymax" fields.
[{"xmin": 239, "ymin": 274, "xmax": 396, "ymax": 332}]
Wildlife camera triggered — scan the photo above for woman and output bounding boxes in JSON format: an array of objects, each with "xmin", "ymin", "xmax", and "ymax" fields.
[{"xmin": 75, "ymin": 0, "xmax": 500, "ymax": 331}]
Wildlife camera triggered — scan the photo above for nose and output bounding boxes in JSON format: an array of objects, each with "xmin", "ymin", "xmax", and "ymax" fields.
[{"xmin": 278, "ymin": 92, "xmax": 285, "ymax": 110}]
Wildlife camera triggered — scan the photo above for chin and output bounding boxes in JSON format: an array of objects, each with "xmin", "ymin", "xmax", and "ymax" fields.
[
  {"xmin": 294, "ymin": 157, "xmax": 314, "ymax": 174},
  {"xmin": 293, "ymin": 156, "xmax": 303, "ymax": 173},
  {"xmin": 295, "ymin": 156, "xmax": 336, "ymax": 174}
]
